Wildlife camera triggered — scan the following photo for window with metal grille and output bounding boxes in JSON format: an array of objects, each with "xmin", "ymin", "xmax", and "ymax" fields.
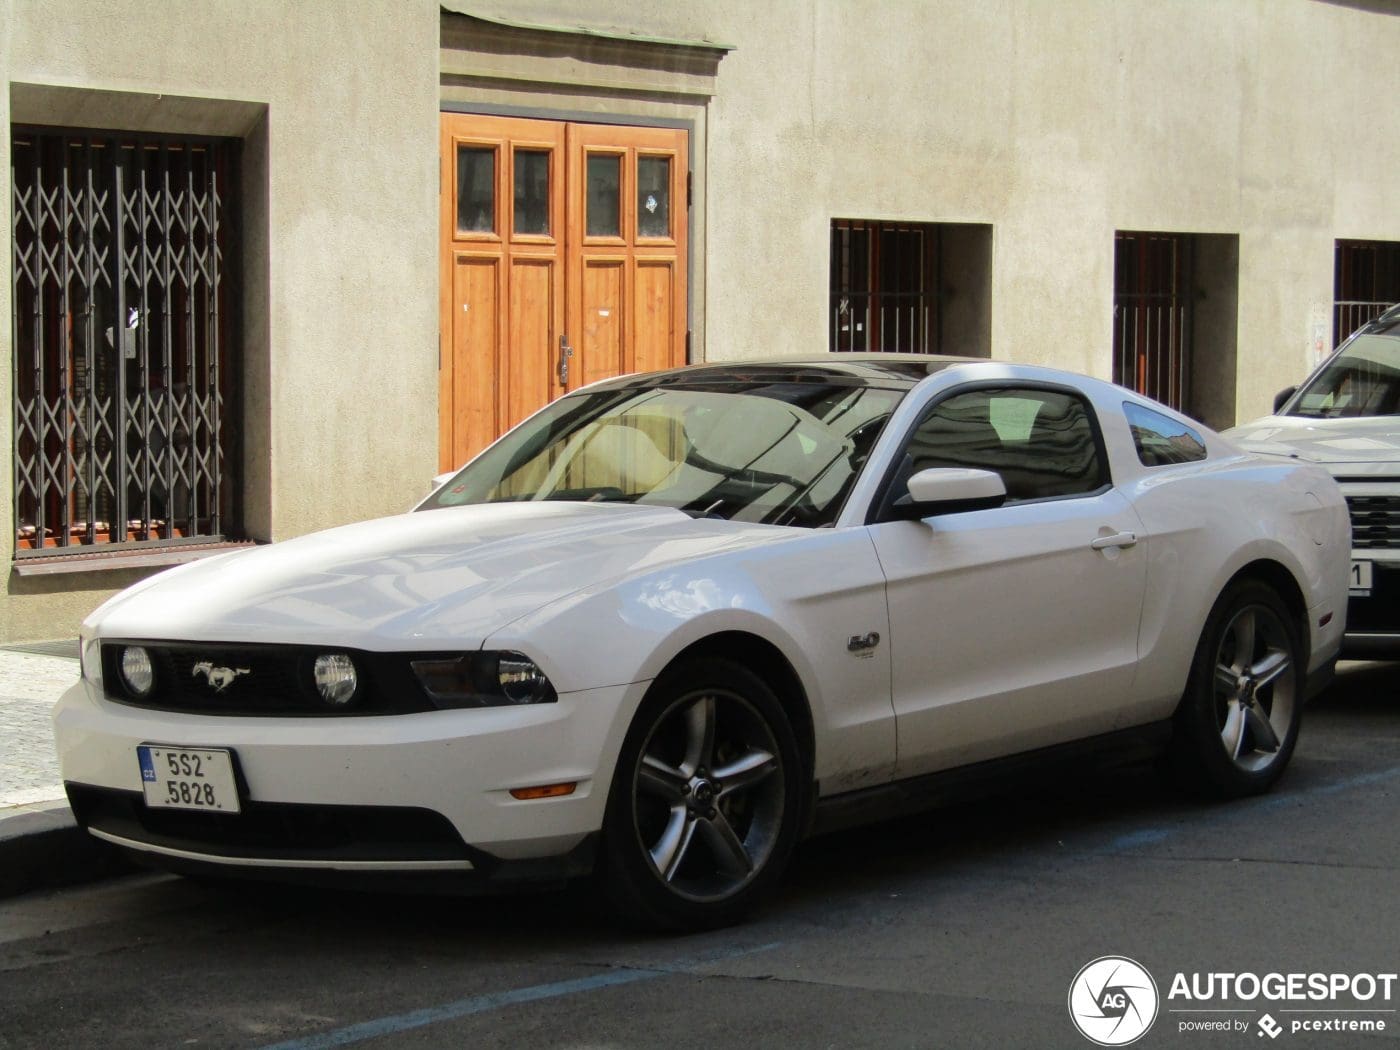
[
  {"xmin": 11, "ymin": 127, "xmax": 238, "ymax": 556},
  {"xmin": 1113, "ymin": 232, "xmax": 1191, "ymax": 412},
  {"xmin": 1335, "ymin": 239, "xmax": 1400, "ymax": 345},
  {"xmin": 830, "ymin": 220, "xmax": 938, "ymax": 354}
]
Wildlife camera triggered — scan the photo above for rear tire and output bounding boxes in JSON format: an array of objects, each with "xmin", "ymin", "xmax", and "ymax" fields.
[
  {"xmin": 597, "ymin": 658, "xmax": 805, "ymax": 932},
  {"xmin": 1168, "ymin": 580, "xmax": 1304, "ymax": 798}
]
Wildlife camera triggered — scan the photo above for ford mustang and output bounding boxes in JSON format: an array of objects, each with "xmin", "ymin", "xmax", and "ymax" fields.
[{"xmin": 54, "ymin": 356, "xmax": 1349, "ymax": 929}]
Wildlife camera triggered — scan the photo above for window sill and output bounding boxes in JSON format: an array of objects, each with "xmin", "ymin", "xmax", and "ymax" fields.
[{"xmin": 12, "ymin": 542, "xmax": 255, "ymax": 578}]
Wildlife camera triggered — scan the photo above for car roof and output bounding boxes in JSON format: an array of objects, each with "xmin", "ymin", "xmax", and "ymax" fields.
[{"xmin": 587, "ymin": 353, "xmax": 986, "ymax": 392}]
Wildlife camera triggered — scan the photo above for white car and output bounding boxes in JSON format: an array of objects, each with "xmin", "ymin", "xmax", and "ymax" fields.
[
  {"xmin": 1228, "ymin": 303, "xmax": 1400, "ymax": 656},
  {"xmin": 54, "ymin": 356, "xmax": 1349, "ymax": 930}
]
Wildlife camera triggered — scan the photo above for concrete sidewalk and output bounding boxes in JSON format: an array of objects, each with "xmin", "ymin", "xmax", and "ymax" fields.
[{"xmin": 0, "ymin": 642, "xmax": 133, "ymax": 897}]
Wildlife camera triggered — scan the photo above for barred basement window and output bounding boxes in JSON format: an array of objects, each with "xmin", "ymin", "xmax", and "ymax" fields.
[
  {"xmin": 1335, "ymin": 239, "xmax": 1400, "ymax": 346},
  {"xmin": 11, "ymin": 128, "xmax": 238, "ymax": 555},
  {"xmin": 830, "ymin": 220, "xmax": 993, "ymax": 358},
  {"xmin": 1113, "ymin": 231, "xmax": 1191, "ymax": 413},
  {"xmin": 830, "ymin": 220, "xmax": 938, "ymax": 354}
]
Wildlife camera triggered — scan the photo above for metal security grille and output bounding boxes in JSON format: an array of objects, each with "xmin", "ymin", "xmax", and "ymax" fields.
[
  {"xmin": 11, "ymin": 128, "xmax": 236, "ymax": 555},
  {"xmin": 1334, "ymin": 240, "xmax": 1400, "ymax": 345},
  {"xmin": 1114, "ymin": 232, "xmax": 1191, "ymax": 412},
  {"xmin": 830, "ymin": 221, "xmax": 939, "ymax": 353}
]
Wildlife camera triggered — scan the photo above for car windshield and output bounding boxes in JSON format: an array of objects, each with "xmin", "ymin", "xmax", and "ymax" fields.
[
  {"xmin": 1288, "ymin": 326, "xmax": 1400, "ymax": 418},
  {"xmin": 420, "ymin": 379, "xmax": 906, "ymax": 527}
]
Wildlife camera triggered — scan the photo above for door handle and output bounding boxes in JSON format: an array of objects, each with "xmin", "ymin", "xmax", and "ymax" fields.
[
  {"xmin": 558, "ymin": 336, "xmax": 574, "ymax": 387},
  {"xmin": 1090, "ymin": 531, "xmax": 1138, "ymax": 551}
]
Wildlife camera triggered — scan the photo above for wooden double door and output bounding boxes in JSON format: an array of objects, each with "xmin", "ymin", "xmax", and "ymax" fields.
[{"xmin": 438, "ymin": 113, "xmax": 689, "ymax": 471}]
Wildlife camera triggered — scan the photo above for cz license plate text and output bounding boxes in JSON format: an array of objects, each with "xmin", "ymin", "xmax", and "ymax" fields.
[{"xmin": 137, "ymin": 745, "xmax": 241, "ymax": 813}]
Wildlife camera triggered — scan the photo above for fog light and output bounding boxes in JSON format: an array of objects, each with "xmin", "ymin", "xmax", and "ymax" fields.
[
  {"xmin": 313, "ymin": 653, "xmax": 358, "ymax": 705},
  {"xmin": 120, "ymin": 646, "xmax": 154, "ymax": 698}
]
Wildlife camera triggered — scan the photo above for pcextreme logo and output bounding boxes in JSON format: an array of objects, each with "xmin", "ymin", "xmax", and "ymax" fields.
[{"xmin": 1068, "ymin": 956, "xmax": 1160, "ymax": 1046}]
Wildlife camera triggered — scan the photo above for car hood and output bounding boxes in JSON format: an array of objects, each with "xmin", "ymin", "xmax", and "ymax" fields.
[
  {"xmin": 1225, "ymin": 415, "xmax": 1400, "ymax": 475},
  {"xmin": 90, "ymin": 502, "xmax": 796, "ymax": 649}
]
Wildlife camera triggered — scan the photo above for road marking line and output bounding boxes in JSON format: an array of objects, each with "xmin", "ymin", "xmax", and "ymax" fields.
[
  {"xmin": 260, "ymin": 970, "xmax": 663, "ymax": 1049},
  {"xmin": 1106, "ymin": 828, "xmax": 1171, "ymax": 851},
  {"xmin": 259, "ymin": 941, "xmax": 783, "ymax": 1049},
  {"xmin": 1096, "ymin": 763, "xmax": 1400, "ymax": 855},
  {"xmin": 1254, "ymin": 763, "xmax": 1400, "ymax": 810}
]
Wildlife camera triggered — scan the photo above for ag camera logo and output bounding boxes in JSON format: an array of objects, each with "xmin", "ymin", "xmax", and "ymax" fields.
[{"xmin": 1069, "ymin": 956, "xmax": 1159, "ymax": 1046}]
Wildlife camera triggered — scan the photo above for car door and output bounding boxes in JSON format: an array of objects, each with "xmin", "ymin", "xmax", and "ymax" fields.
[{"xmin": 866, "ymin": 384, "xmax": 1148, "ymax": 778}]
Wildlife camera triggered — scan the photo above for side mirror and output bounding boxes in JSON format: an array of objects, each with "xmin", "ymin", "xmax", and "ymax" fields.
[
  {"xmin": 891, "ymin": 467, "xmax": 1007, "ymax": 520},
  {"xmin": 416, "ymin": 470, "xmax": 459, "ymax": 509},
  {"xmin": 1272, "ymin": 386, "xmax": 1297, "ymax": 414}
]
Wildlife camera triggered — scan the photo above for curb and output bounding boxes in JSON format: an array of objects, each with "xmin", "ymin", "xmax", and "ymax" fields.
[{"xmin": 0, "ymin": 799, "xmax": 136, "ymax": 898}]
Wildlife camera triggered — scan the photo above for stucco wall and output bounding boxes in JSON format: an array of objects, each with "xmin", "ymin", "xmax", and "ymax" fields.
[{"xmin": 3, "ymin": 0, "xmax": 440, "ymax": 640}]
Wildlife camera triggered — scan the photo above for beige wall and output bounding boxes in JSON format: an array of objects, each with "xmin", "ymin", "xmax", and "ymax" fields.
[{"xmin": 2, "ymin": 0, "xmax": 440, "ymax": 640}]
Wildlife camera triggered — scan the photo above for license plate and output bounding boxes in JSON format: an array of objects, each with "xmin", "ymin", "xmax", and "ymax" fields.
[
  {"xmin": 137, "ymin": 745, "xmax": 241, "ymax": 814},
  {"xmin": 1350, "ymin": 559, "xmax": 1373, "ymax": 597}
]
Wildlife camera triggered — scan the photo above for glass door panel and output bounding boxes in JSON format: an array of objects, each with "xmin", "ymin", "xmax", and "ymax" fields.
[
  {"xmin": 513, "ymin": 149, "xmax": 551, "ymax": 236},
  {"xmin": 456, "ymin": 146, "xmax": 495, "ymax": 234},
  {"xmin": 637, "ymin": 155, "xmax": 671, "ymax": 239},
  {"xmin": 585, "ymin": 154, "xmax": 622, "ymax": 238}
]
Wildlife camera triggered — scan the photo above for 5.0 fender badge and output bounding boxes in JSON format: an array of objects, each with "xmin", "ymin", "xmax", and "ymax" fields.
[
  {"xmin": 192, "ymin": 661, "xmax": 251, "ymax": 692},
  {"xmin": 847, "ymin": 632, "xmax": 881, "ymax": 656}
]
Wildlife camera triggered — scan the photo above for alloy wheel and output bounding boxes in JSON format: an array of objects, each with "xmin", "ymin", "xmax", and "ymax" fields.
[
  {"xmin": 1211, "ymin": 603, "xmax": 1296, "ymax": 773},
  {"xmin": 630, "ymin": 688, "xmax": 786, "ymax": 902}
]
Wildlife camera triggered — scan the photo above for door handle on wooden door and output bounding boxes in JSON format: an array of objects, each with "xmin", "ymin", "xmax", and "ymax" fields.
[{"xmin": 558, "ymin": 336, "xmax": 574, "ymax": 386}]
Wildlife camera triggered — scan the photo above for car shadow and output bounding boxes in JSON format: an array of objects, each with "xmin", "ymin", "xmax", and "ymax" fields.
[
  {"xmin": 185, "ymin": 757, "xmax": 1181, "ymax": 948},
  {"xmin": 1310, "ymin": 659, "xmax": 1400, "ymax": 715}
]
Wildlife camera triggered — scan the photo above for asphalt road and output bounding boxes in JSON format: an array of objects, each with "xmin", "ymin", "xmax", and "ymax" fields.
[{"xmin": 2, "ymin": 662, "xmax": 1397, "ymax": 1050}]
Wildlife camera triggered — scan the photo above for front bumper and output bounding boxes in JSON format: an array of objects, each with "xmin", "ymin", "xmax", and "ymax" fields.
[
  {"xmin": 53, "ymin": 675, "xmax": 645, "ymax": 882},
  {"xmin": 64, "ymin": 784, "xmax": 603, "ymax": 892}
]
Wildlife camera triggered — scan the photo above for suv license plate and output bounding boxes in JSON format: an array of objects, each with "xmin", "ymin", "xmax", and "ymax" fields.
[
  {"xmin": 138, "ymin": 745, "xmax": 241, "ymax": 814},
  {"xmin": 1350, "ymin": 559, "xmax": 1373, "ymax": 597}
]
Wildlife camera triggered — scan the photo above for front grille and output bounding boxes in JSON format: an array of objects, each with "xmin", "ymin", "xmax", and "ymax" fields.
[
  {"xmin": 100, "ymin": 641, "xmax": 434, "ymax": 716},
  {"xmin": 1345, "ymin": 494, "xmax": 1400, "ymax": 550}
]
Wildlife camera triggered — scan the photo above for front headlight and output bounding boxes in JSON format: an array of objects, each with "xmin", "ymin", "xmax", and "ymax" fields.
[{"xmin": 411, "ymin": 651, "xmax": 557, "ymax": 709}]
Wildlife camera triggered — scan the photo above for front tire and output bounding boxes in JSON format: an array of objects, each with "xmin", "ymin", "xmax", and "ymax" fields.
[
  {"xmin": 598, "ymin": 658, "xmax": 805, "ymax": 931},
  {"xmin": 1170, "ymin": 580, "xmax": 1304, "ymax": 798}
]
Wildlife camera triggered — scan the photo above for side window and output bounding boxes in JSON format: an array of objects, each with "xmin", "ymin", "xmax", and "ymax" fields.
[
  {"xmin": 1124, "ymin": 402, "xmax": 1207, "ymax": 466},
  {"xmin": 902, "ymin": 387, "xmax": 1106, "ymax": 502}
]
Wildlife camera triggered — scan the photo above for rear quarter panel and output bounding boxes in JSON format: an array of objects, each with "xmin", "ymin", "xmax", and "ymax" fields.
[{"xmin": 1114, "ymin": 453, "xmax": 1348, "ymax": 726}]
